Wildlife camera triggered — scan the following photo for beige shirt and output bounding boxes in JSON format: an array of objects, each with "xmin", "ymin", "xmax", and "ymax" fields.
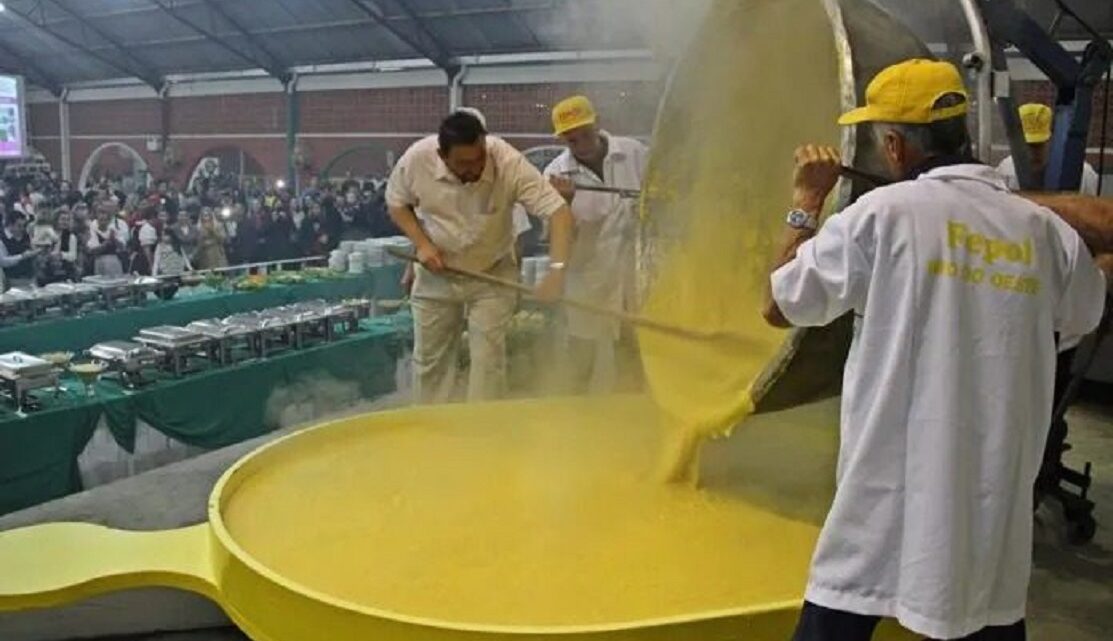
[{"xmin": 386, "ymin": 134, "xmax": 566, "ymax": 272}]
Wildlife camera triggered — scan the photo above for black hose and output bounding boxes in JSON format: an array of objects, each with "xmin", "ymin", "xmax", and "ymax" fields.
[{"xmin": 1098, "ymin": 68, "xmax": 1110, "ymax": 195}]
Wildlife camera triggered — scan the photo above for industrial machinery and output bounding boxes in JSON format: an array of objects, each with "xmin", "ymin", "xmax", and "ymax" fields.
[{"xmin": 959, "ymin": 0, "xmax": 1112, "ymax": 544}]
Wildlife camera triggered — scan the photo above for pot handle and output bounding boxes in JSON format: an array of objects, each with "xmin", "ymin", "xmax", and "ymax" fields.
[{"xmin": 0, "ymin": 522, "xmax": 217, "ymax": 611}]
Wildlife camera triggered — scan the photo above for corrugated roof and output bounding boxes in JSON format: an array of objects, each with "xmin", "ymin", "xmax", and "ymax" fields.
[{"xmin": 0, "ymin": 0, "xmax": 651, "ymax": 93}]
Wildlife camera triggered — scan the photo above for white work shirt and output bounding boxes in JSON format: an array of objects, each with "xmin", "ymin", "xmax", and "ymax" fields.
[
  {"xmin": 771, "ymin": 164, "xmax": 1106, "ymax": 640},
  {"xmin": 995, "ymin": 156, "xmax": 1101, "ymax": 196},
  {"xmin": 138, "ymin": 221, "xmax": 159, "ymax": 248},
  {"xmin": 386, "ymin": 134, "xmax": 566, "ymax": 272},
  {"xmin": 995, "ymin": 156, "xmax": 1102, "ymax": 351},
  {"xmin": 544, "ymin": 134, "xmax": 649, "ymax": 339},
  {"xmin": 86, "ymin": 219, "xmax": 131, "ymax": 251}
]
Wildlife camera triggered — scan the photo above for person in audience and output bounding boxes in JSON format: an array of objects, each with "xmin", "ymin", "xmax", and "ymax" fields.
[
  {"xmin": 236, "ymin": 204, "xmax": 269, "ymax": 264},
  {"xmin": 152, "ymin": 228, "xmax": 193, "ymax": 276},
  {"xmin": 0, "ymin": 212, "xmax": 38, "ymax": 290},
  {"xmin": 266, "ymin": 203, "xmax": 298, "ymax": 263},
  {"xmin": 30, "ymin": 207, "xmax": 60, "ymax": 252},
  {"xmin": 86, "ymin": 201, "xmax": 129, "ymax": 277},
  {"xmin": 136, "ymin": 206, "xmax": 160, "ymax": 271},
  {"xmin": 174, "ymin": 207, "xmax": 200, "ymax": 261},
  {"xmin": 194, "ymin": 208, "xmax": 229, "ymax": 270},
  {"xmin": 54, "ymin": 208, "xmax": 81, "ymax": 281},
  {"xmin": 338, "ymin": 188, "xmax": 367, "ymax": 240}
]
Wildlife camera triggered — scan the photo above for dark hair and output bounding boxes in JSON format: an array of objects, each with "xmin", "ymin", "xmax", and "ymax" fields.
[
  {"xmin": 4, "ymin": 211, "xmax": 24, "ymax": 228},
  {"xmin": 160, "ymin": 227, "xmax": 184, "ymax": 254},
  {"xmin": 438, "ymin": 112, "xmax": 487, "ymax": 152}
]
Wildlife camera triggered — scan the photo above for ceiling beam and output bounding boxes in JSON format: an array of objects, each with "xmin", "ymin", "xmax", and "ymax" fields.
[
  {"xmin": 0, "ymin": 37, "xmax": 64, "ymax": 95},
  {"xmin": 345, "ymin": 0, "xmax": 456, "ymax": 71},
  {"xmin": 147, "ymin": 0, "xmax": 289, "ymax": 82},
  {"xmin": 0, "ymin": 1, "xmax": 164, "ymax": 90},
  {"xmin": 42, "ymin": 0, "xmax": 165, "ymax": 89}
]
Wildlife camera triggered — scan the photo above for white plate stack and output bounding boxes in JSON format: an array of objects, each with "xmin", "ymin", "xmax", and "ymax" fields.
[
  {"xmin": 525, "ymin": 257, "xmax": 552, "ymax": 287},
  {"xmin": 361, "ymin": 240, "xmax": 386, "ymax": 268},
  {"xmin": 520, "ymin": 257, "xmax": 538, "ymax": 287},
  {"xmin": 348, "ymin": 251, "xmax": 367, "ymax": 274},
  {"xmin": 329, "ymin": 249, "xmax": 349, "ymax": 272}
]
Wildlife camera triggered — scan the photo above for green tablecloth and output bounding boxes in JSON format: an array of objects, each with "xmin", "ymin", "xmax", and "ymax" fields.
[
  {"xmin": 0, "ymin": 318, "xmax": 405, "ymax": 517},
  {"xmin": 0, "ymin": 263, "xmax": 407, "ymax": 355}
]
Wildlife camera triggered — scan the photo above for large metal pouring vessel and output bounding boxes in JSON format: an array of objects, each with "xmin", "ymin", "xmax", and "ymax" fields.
[{"xmin": 0, "ymin": 1, "xmax": 930, "ymax": 639}]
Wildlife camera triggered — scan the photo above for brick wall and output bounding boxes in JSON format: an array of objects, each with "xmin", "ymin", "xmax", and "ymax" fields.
[
  {"xmin": 464, "ymin": 81, "xmax": 660, "ymax": 136},
  {"xmin": 28, "ymin": 78, "xmax": 1106, "ymax": 189},
  {"xmin": 300, "ymin": 87, "xmax": 448, "ymax": 133},
  {"xmin": 28, "ymin": 81, "xmax": 662, "ymax": 189}
]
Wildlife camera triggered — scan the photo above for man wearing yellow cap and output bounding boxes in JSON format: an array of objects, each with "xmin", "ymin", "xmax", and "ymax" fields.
[
  {"xmin": 995, "ymin": 103, "xmax": 1100, "ymax": 195},
  {"xmin": 761, "ymin": 59, "xmax": 1108, "ymax": 641},
  {"xmin": 544, "ymin": 95, "xmax": 648, "ymax": 392}
]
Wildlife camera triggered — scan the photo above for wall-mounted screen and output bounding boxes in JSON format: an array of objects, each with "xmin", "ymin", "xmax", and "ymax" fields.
[{"xmin": 0, "ymin": 75, "xmax": 27, "ymax": 159}]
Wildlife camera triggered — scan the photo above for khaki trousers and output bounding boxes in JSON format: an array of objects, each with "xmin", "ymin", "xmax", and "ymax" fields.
[{"xmin": 410, "ymin": 260, "xmax": 517, "ymax": 404}]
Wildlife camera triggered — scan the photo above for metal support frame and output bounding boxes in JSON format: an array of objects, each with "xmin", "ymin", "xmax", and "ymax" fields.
[
  {"xmin": 2, "ymin": 0, "xmax": 165, "ymax": 90},
  {"xmin": 976, "ymin": 0, "xmax": 1113, "ymax": 191},
  {"xmin": 0, "ymin": 39, "xmax": 63, "ymax": 95},
  {"xmin": 346, "ymin": 0, "xmax": 457, "ymax": 72},
  {"xmin": 59, "ymin": 89, "xmax": 71, "ymax": 180},
  {"xmin": 286, "ymin": 74, "xmax": 300, "ymax": 191},
  {"xmin": 147, "ymin": 0, "xmax": 290, "ymax": 83}
]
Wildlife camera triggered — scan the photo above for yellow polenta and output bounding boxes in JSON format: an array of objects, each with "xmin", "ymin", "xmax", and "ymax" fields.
[
  {"xmin": 638, "ymin": 0, "xmax": 842, "ymax": 478},
  {"xmin": 222, "ymin": 397, "xmax": 835, "ymax": 627}
]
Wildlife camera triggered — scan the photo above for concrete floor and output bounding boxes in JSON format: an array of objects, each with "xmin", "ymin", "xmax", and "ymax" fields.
[{"xmin": 2, "ymin": 394, "xmax": 1111, "ymax": 641}]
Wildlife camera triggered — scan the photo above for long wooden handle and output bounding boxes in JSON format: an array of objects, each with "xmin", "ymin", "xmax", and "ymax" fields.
[
  {"xmin": 565, "ymin": 166, "xmax": 888, "ymax": 200},
  {"xmin": 389, "ymin": 249, "xmax": 735, "ymax": 343}
]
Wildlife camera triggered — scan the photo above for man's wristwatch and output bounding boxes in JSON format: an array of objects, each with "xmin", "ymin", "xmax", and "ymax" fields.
[{"xmin": 785, "ymin": 209, "xmax": 819, "ymax": 231}]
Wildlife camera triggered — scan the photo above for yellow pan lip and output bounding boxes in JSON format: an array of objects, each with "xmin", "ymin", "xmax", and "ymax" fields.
[{"xmin": 205, "ymin": 399, "xmax": 806, "ymax": 636}]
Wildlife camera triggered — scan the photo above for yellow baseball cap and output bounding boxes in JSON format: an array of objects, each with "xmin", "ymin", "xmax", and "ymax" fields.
[
  {"xmin": 838, "ymin": 59, "xmax": 969, "ymax": 126},
  {"xmin": 552, "ymin": 95, "xmax": 597, "ymax": 135},
  {"xmin": 1018, "ymin": 103, "xmax": 1053, "ymax": 144}
]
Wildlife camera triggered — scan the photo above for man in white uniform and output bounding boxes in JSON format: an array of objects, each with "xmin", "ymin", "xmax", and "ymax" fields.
[
  {"xmin": 387, "ymin": 111, "xmax": 573, "ymax": 403},
  {"xmin": 996, "ymin": 103, "xmax": 1101, "ymax": 195},
  {"xmin": 545, "ymin": 95, "xmax": 649, "ymax": 393},
  {"xmin": 762, "ymin": 59, "xmax": 1108, "ymax": 641},
  {"xmin": 998, "ymin": 103, "xmax": 1102, "ymax": 359}
]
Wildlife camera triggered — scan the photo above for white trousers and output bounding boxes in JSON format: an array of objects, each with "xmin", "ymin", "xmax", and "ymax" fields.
[{"xmin": 410, "ymin": 260, "xmax": 517, "ymax": 404}]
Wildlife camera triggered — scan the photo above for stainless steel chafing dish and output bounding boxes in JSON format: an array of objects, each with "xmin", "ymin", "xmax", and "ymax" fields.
[
  {"xmin": 135, "ymin": 325, "xmax": 212, "ymax": 376},
  {"xmin": 225, "ymin": 312, "xmax": 297, "ymax": 358},
  {"xmin": 131, "ymin": 275, "xmax": 178, "ymax": 303},
  {"xmin": 0, "ymin": 291, "xmax": 34, "ymax": 322},
  {"xmin": 0, "ymin": 352, "xmax": 60, "ymax": 411},
  {"xmin": 42, "ymin": 282, "xmax": 103, "ymax": 314},
  {"xmin": 136, "ymin": 325, "xmax": 208, "ymax": 348},
  {"xmin": 4, "ymin": 288, "xmax": 64, "ymax": 319},
  {"xmin": 82, "ymin": 275, "xmax": 135, "ymax": 309},
  {"xmin": 88, "ymin": 341, "xmax": 163, "ymax": 388},
  {"xmin": 186, "ymin": 319, "xmax": 257, "ymax": 365}
]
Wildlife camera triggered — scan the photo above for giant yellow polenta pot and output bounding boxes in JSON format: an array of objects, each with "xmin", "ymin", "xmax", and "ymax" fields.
[
  {"xmin": 0, "ymin": 397, "xmax": 915, "ymax": 640},
  {"xmin": 0, "ymin": 0, "xmax": 933, "ymax": 638}
]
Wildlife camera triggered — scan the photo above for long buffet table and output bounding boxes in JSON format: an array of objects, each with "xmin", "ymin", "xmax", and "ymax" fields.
[
  {"xmin": 0, "ymin": 264, "xmax": 407, "ymax": 354},
  {"xmin": 0, "ymin": 317, "xmax": 407, "ymax": 517}
]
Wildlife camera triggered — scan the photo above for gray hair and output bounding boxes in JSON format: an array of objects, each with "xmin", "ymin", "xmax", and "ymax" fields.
[
  {"xmin": 871, "ymin": 117, "xmax": 971, "ymax": 158},
  {"xmin": 870, "ymin": 91, "xmax": 972, "ymax": 157}
]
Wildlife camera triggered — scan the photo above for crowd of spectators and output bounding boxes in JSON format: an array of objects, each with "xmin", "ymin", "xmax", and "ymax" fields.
[{"xmin": 0, "ymin": 168, "xmax": 400, "ymax": 289}]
